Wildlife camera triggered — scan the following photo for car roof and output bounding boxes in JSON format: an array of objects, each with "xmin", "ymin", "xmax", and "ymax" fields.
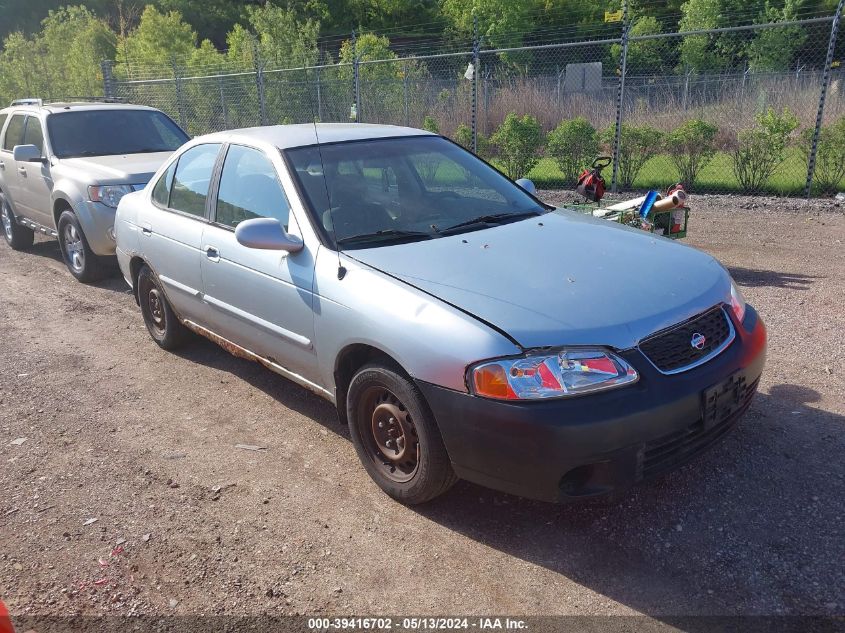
[
  {"xmin": 1, "ymin": 103, "xmax": 161, "ymax": 115},
  {"xmin": 196, "ymin": 123, "xmax": 435, "ymax": 150}
]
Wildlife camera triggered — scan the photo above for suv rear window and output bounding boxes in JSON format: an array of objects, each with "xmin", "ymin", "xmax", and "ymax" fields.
[
  {"xmin": 0, "ymin": 114, "xmax": 7, "ymax": 139},
  {"xmin": 2, "ymin": 114, "xmax": 25, "ymax": 151},
  {"xmin": 47, "ymin": 109, "xmax": 188, "ymax": 158}
]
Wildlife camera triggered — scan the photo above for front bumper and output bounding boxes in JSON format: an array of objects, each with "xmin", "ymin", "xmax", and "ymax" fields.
[{"xmin": 417, "ymin": 304, "xmax": 767, "ymax": 503}]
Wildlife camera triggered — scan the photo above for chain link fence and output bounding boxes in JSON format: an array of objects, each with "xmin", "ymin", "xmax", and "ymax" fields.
[{"xmin": 107, "ymin": 12, "xmax": 845, "ymax": 196}]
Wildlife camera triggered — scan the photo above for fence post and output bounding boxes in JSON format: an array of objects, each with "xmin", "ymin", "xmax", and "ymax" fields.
[
  {"xmin": 805, "ymin": 1, "xmax": 844, "ymax": 198},
  {"xmin": 218, "ymin": 75, "xmax": 229, "ymax": 129},
  {"xmin": 352, "ymin": 30, "xmax": 361, "ymax": 123},
  {"xmin": 611, "ymin": 0, "xmax": 629, "ymax": 194},
  {"xmin": 101, "ymin": 60, "xmax": 115, "ymax": 99},
  {"xmin": 402, "ymin": 61, "xmax": 410, "ymax": 126},
  {"xmin": 172, "ymin": 59, "xmax": 188, "ymax": 131},
  {"xmin": 472, "ymin": 14, "xmax": 480, "ymax": 154},
  {"xmin": 253, "ymin": 39, "xmax": 267, "ymax": 126},
  {"xmin": 315, "ymin": 66, "xmax": 322, "ymax": 121}
]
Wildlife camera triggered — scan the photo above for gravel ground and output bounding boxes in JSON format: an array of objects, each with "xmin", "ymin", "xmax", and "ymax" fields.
[{"xmin": 0, "ymin": 194, "xmax": 843, "ymax": 623}]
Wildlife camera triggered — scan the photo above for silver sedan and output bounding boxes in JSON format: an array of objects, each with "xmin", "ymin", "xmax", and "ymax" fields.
[{"xmin": 114, "ymin": 124, "xmax": 766, "ymax": 504}]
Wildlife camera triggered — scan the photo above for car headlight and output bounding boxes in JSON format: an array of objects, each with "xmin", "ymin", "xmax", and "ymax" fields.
[
  {"xmin": 88, "ymin": 185, "xmax": 134, "ymax": 208},
  {"xmin": 469, "ymin": 348, "xmax": 638, "ymax": 400},
  {"xmin": 729, "ymin": 279, "xmax": 746, "ymax": 322}
]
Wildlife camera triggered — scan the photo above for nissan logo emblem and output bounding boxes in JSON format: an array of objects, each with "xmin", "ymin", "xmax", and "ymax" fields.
[{"xmin": 690, "ymin": 332, "xmax": 707, "ymax": 350}]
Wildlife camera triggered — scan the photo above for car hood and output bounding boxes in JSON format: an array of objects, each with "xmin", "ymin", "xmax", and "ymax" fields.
[
  {"xmin": 349, "ymin": 209, "xmax": 731, "ymax": 350},
  {"xmin": 57, "ymin": 151, "xmax": 174, "ymax": 184}
]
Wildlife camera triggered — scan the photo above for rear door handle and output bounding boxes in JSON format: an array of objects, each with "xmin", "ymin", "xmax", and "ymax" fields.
[
  {"xmin": 0, "ymin": 160, "xmax": 5, "ymax": 170},
  {"xmin": 140, "ymin": 223, "xmax": 152, "ymax": 236},
  {"xmin": 205, "ymin": 245, "xmax": 220, "ymax": 262}
]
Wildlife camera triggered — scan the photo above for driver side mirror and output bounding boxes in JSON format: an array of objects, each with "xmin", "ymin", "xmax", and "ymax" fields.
[
  {"xmin": 234, "ymin": 217, "xmax": 304, "ymax": 253},
  {"xmin": 515, "ymin": 178, "xmax": 536, "ymax": 195},
  {"xmin": 13, "ymin": 144, "xmax": 45, "ymax": 163}
]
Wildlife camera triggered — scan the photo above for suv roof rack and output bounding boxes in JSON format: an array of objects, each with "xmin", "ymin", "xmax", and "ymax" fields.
[
  {"xmin": 10, "ymin": 98, "xmax": 43, "ymax": 106},
  {"xmin": 45, "ymin": 97, "xmax": 127, "ymax": 104}
]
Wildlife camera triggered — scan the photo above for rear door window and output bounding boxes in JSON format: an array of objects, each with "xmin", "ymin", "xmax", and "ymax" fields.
[
  {"xmin": 168, "ymin": 143, "xmax": 222, "ymax": 217},
  {"xmin": 23, "ymin": 117, "xmax": 44, "ymax": 154},
  {"xmin": 2, "ymin": 114, "xmax": 25, "ymax": 151}
]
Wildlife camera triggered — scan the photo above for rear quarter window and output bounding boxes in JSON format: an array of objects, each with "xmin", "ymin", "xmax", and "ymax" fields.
[
  {"xmin": 2, "ymin": 114, "xmax": 25, "ymax": 151},
  {"xmin": 0, "ymin": 114, "xmax": 7, "ymax": 140}
]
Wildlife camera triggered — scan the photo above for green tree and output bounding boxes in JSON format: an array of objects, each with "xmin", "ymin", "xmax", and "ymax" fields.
[
  {"xmin": 599, "ymin": 123, "xmax": 664, "ymax": 189},
  {"xmin": 117, "ymin": 6, "xmax": 196, "ymax": 73},
  {"xmin": 454, "ymin": 123, "xmax": 490, "ymax": 157},
  {"xmin": 422, "ymin": 116, "xmax": 440, "ymax": 133},
  {"xmin": 440, "ymin": 0, "xmax": 536, "ymax": 53},
  {"xmin": 732, "ymin": 107, "xmax": 799, "ymax": 193},
  {"xmin": 491, "ymin": 112, "xmax": 543, "ymax": 180},
  {"xmin": 747, "ymin": 0, "xmax": 807, "ymax": 71},
  {"xmin": 665, "ymin": 119, "xmax": 718, "ymax": 190},
  {"xmin": 155, "ymin": 0, "xmax": 247, "ymax": 48},
  {"xmin": 803, "ymin": 117, "xmax": 845, "ymax": 194},
  {"xmin": 0, "ymin": 7, "xmax": 115, "ymax": 104},
  {"xmin": 611, "ymin": 16, "xmax": 667, "ymax": 73},
  {"xmin": 546, "ymin": 117, "xmax": 599, "ymax": 184},
  {"xmin": 338, "ymin": 32, "xmax": 429, "ymax": 123}
]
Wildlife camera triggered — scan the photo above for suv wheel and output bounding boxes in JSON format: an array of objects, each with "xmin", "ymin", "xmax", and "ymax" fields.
[
  {"xmin": 137, "ymin": 265, "xmax": 190, "ymax": 350},
  {"xmin": 347, "ymin": 362, "xmax": 457, "ymax": 504},
  {"xmin": 0, "ymin": 192, "xmax": 34, "ymax": 251},
  {"xmin": 57, "ymin": 210, "xmax": 109, "ymax": 283}
]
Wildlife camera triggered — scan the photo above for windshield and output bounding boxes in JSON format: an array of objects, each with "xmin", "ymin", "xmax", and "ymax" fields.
[
  {"xmin": 47, "ymin": 110, "xmax": 189, "ymax": 159},
  {"xmin": 286, "ymin": 136, "xmax": 546, "ymax": 248}
]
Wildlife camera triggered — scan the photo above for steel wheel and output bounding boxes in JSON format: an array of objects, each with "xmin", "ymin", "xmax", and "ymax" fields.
[
  {"xmin": 1, "ymin": 203, "xmax": 12, "ymax": 241},
  {"xmin": 63, "ymin": 223, "xmax": 85, "ymax": 273},
  {"xmin": 147, "ymin": 287, "xmax": 166, "ymax": 334},
  {"xmin": 357, "ymin": 386, "xmax": 420, "ymax": 483}
]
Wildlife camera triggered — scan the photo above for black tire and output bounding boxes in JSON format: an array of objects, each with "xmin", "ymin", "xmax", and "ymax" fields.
[
  {"xmin": 56, "ymin": 209, "xmax": 111, "ymax": 283},
  {"xmin": 0, "ymin": 191, "xmax": 34, "ymax": 251},
  {"xmin": 137, "ymin": 265, "xmax": 191, "ymax": 350},
  {"xmin": 347, "ymin": 362, "xmax": 457, "ymax": 504}
]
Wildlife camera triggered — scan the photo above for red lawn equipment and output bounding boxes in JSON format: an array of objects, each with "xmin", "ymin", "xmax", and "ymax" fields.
[{"xmin": 575, "ymin": 156, "xmax": 612, "ymax": 202}]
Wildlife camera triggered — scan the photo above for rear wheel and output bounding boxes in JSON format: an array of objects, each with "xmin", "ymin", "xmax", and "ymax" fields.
[
  {"xmin": 0, "ymin": 192, "xmax": 34, "ymax": 251},
  {"xmin": 137, "ymin": 265, "xmax": 190, "ymax": 350},
  {"xmin": 347, "ymin": 362, "xmax": 456, "ymax": 504},
  {"xmin": 57, "ymin": 210, "xmax": 110, "ymax": 283}
]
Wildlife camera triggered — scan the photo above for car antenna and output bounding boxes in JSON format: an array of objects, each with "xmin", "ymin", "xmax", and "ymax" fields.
[
  {"xmin": 303, "ymin": 58, "xmax": 346, "ymax": 280},
  {"xmin": 312, "ymin": 122, "xmax": 345, "ymax": 280}
]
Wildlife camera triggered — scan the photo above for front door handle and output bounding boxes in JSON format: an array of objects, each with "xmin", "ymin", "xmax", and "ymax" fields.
[
  {"xmin": 17, "ymin": 166, "xmax": 26, "ymax": 176},
  {"xmin": 205, "ymin": 245, "xmax": 220, "ymax": 262}
]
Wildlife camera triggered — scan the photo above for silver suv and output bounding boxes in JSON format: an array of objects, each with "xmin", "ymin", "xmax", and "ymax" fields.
[{"xmin": 0, "ymin": 99, "xmax": 188, "ymax": 282}]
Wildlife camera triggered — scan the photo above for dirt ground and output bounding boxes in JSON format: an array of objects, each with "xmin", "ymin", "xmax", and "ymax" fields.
[{"xmin": 0, "ymin": 195, "xmax": 843, "ymax": 624}]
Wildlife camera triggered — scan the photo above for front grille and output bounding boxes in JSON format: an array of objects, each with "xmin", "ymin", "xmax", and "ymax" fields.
[
  {"xmin": 639, "ymin": 306, "xmax": 733, "ymax": 373},
  {"xmin": 639, "ymin": 376, "xmax": 759, "ymax": 479}
]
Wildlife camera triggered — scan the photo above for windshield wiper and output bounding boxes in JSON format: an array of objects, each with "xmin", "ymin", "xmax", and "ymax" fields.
[
  {"xmin": 440, "ymin": 210, "xmax": 541, "ymax": 234},
  {"xmin": 336, "ymin": 229, "xmax": 434, "ymax": 246}
]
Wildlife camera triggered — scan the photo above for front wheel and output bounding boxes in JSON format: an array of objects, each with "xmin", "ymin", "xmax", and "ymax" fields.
[
  {"xmin": 57, "ymin": 210, "xmax": 110, "ymax": 283},
  {"xmin": 137, "ymin": 265, "xmax": 191, "ymax": 350},
  {"xmin": 347, "ymin": 363, "xmax": 457, "ymax": 504},
  {"xmin": 1, "ymin": 192, "xmax": 34, "ymax": 251}
]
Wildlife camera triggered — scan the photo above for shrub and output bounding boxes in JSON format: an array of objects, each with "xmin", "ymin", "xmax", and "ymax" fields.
[
  {"xmin": 491, "ymin": 113, "xmax": 543, "ymax": 180},
  {"xmin": 802, "ymin": 117, "xmax": 845, "ymax": 194},
  {"xmin": 422, "ymin": 115, "xmax": 440, "ymax": 134},
  {"xmin": 665, "ymin": 119, "xmax": 719, "ymax": 190},
  {"xmin": 732, "ymin": 107, "xmax": 799, "ymax": 194},
  {"xmin": 599, "ymin": 124, "xmax": 664, "ymax": 189},
  {"xmin": 546, "ymin": 117, "xmax": 599, "ymax": 184},
  {"xmin": 454, "ymin": 123, "xmax": 490, "ymax": 158}
]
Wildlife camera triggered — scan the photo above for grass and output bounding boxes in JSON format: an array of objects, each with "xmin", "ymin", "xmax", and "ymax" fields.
[{"xmin": 521, "ymin": 147, "xmax": 830, "ymax": 196}]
